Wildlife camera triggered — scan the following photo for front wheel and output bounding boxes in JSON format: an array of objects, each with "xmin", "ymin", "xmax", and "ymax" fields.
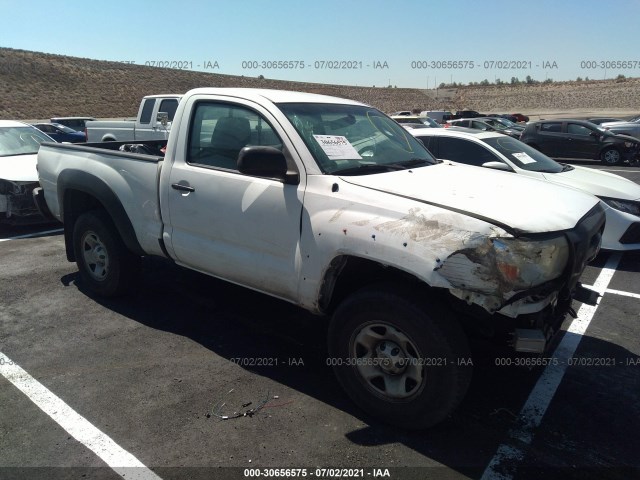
[
  {"xmin": 72, "ymin": 210, "xmax": 140, "ymax": 296},
  {"xmin": 600, "ymin": 147, "xmax": 622, "ymax": 165},
  {"xmin": 328, "ymin": 284, "xmax": 472, "ymax": 429}
]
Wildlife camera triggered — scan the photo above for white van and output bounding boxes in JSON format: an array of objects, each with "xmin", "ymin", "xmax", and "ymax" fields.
[{"xmin": 421, "ymin": 110, "xmax": 453, "ymax": 123}]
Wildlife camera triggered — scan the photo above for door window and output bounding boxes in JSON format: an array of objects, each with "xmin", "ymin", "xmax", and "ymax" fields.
[
  {"xmin": 567, "ymin": 123, "xmax": 592, "ymax": 136},
  {"xmin": 188, "ymin": 102, "xmax": 282, "ymax": 170},
  {"xmin": 540, "ymin": 122, "xmax": 562, "ymax": 133},
  {"xmin": 139, "ymin": 99, "xmax": 156, "ymax": 124},
  {"xmin": 471, "ymin": 121, "xmax": 489, "ymax": 131},
  {"xmin": 158, "ymin": 99, "xmax": 179, "ymax": 121},
  {"xmin": 437, "ymin": 137, "xmax": 497, "ymax": 166}
]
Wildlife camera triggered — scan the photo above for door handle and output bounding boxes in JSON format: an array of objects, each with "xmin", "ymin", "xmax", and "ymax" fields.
[{"xmin": 171, "ymin": 183, "xmax": 195, "ymax": 192}]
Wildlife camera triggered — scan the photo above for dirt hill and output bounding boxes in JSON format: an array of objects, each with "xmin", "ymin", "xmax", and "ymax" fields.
[{"xmin": 1, "ymin": 48, "xmax": 639, "ymax": 120}]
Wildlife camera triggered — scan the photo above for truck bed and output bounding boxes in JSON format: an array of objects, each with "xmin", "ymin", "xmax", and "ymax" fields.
[{"xmin": 37, "ymin": 140, "xmax": 168, "ymax": 257}]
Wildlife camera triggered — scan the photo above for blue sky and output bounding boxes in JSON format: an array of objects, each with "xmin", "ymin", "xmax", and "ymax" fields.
[{"xmin": 1, "ymin": 0, "xmax": 639, "ymax": 88}]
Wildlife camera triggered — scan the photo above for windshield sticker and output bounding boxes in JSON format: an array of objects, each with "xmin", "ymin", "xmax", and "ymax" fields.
[
  {"xmin": 512, "ymin": 152, "xmax": 537, "ymax": 164},
  {"xmin": 313, "ymin": 135, "xmax": 362, "ymax": 160}
]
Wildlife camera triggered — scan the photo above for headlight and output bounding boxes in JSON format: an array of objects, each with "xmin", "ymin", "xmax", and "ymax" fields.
[
  {"xmin": 492, "ymin": 236, "xmax": 569, "ymax": 290},
  {"xmin": 601, "ymin": 197, "xmax": 640, "ymax": 216},
  {"xmin": 437, "ymin": 235, "xmax": 569, "ymax": 294}
]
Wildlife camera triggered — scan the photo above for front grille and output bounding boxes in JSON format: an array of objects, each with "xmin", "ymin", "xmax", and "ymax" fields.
[
  {"xmin": 564, "ymin": 203, "xmax": 606, "ymax": 290},
  {"xmin": 620, "ymin": 222, "xmax": 640, "ymax": 244}
]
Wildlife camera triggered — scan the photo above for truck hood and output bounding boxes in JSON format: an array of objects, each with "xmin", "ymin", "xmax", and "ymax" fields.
[
  {"xmin": 0, "ymin": 153, "xmax": 39, "ymax": 182},
  {"xmin": 543, "ymin": 165, "xmax": 640, "ymax": 201},
  {"xmin": 340, "ymin": 163, "xmax": 599, "ymax": 234}
]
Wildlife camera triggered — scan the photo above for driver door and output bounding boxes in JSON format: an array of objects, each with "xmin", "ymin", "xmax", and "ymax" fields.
[{"xmin": 165, "ymin": 99, "xmax": 305, "ymax": 301}]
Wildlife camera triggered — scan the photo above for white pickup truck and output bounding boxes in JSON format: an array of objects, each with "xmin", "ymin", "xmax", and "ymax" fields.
[
  {"xmin": 85, "ymin": 94, "xmax": 182, "ymax": 142},
  {"xmin": 36, "ymin": 88, "xmax": 605, "ymax": 429}
]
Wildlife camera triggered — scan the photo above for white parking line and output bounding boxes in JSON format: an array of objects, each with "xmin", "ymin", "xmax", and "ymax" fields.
[
  {"xmin": 0, "ymin": 352, "xmax": 162, "ymax": 480},
  {"xmin": 581, "ymin": 285, "xmax": 640, "ymax": 300},
  {"xmin": 0, "ymin": 228, "xmax": 63, "ymax": 243},
  {"xmin": 604, "ymin": 288, "xmax": 640, "ymax": 299},
  {"xmin": 480, "ymin": 252, "xmax": 622, "ymax": 480}
]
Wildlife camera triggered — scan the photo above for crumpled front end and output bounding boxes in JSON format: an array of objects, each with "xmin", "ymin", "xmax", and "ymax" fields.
[
  {"xmin": 438, "ymin": 203, "xmax": 605, "ymax": 352},
  {"xmin": 0, "ymin": 180, "xmax": 42, "ymax": 222},
  {"xmin": 436, "ymin": 203, "xmax": 604, "ymax": 317}
]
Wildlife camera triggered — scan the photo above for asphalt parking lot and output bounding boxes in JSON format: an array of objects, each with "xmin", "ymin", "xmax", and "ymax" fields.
[{"xmin": 1, "ymin": 163, "xmax": 639, "ymax": 480}]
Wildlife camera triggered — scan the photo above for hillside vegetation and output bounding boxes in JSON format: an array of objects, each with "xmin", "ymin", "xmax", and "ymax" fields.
[{"xmin": 1, "ymin": 48, "xmax": 639, "ymax": 119}]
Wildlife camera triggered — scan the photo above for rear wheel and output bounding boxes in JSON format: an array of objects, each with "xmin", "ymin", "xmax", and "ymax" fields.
[
  {"xmin": 600, "ymin": 147, "xmax": 622, "ymax": 165},
  {"xmin": 72, "ymin": 210, "xmax": 140, "ymax": 296},
  {"xmin": 328, "ymin": 284, "xmax": 472, "ymax": 429}
]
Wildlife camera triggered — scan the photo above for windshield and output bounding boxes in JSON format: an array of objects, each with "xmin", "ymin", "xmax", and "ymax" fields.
[
  {"xmin": 0, "ymin": 126, "xmax": 51, "ymax": 157},
  {"xmin": 52, "ymin": 124, "xmax": 77, "ymax": 133},
  {"xmin": 481, "ymin": 136, "xmax": 563, "ymax": 173},
  {"xmin": 277, "ymin": 103, "xmax": 437, "ymax": 174},
  {"xmin": 483, "ymin": 119, "xmax": 509, "ymax": 130},
  {"xmin": 422, "ymin": 117, "xmax": 442, "ymax": 128},
  {"xmin": 494, "ymin": 118, "xmax": 518, "ymax": 128}
]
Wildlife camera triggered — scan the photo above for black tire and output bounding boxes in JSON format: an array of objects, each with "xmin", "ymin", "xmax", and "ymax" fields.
[
  {"xmin": 328, "ymin": 284, "xmax": 472, "ymax": 429},
  {"xmin": 72, "ymin": 210, "xmax": 140, "ymax": 297},
  {"xmin": 600, "ymin": 147, "xmax": 622, "ymax": 165}
]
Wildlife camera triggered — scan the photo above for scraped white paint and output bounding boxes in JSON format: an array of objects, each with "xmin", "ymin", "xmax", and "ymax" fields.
[
  {"xmin": 0, "ymin": 353, "xmax": 162, "ymax": 480},
  {"xmin": 480, "ymin": 252, "xmax": 621, "ymax": 480}
]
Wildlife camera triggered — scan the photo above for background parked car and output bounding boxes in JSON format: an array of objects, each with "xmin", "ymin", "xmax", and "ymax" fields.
[
  {"xmin": 483, "ymin": 116, "xmax": 525, "ymax": 132},
  {"xmin": 446, "ymin": 118, "xmax": 521, "ymax": 138},
  {"xmin": 520, "ymin": 119, "xmax": 640, "ymax": 165},
  {"xmin": 587, "ymin": 117, "xmax": 625, "ymax": 125},
  {"xmin": 32, "ymin": 123, "xmax": 86, "ymax": 143},
  {"xmin": 456, "ymin": 110, "xmax": 484, "ymax": 118},
  {"xmin": 391, "ymin": 115, "xmax": 442, "ymax": 128},
  {"xmin": 419, "ymin": 110, "xmax": 453, "ymax": 123},
  {"xmin": 600, "ymin": 115, "xmax": 640, "ymax": 140},
  {"xmin": 409, "ymin": 128, "xmax": 640, "ymax": 251},
  {"xmin": 50, "ymin": 117, "xmax": 96, "ymax": 132},
  {"xmin": 401, "ymin": 123, "xmax": 431, "ymax": 131},
  {"xmin": 511, "ymin": 113, "xmax": 530, "ymax": 122},
  {"xmin": 0, "ymin": 121, "xmax": 54, "ymax": 223}
]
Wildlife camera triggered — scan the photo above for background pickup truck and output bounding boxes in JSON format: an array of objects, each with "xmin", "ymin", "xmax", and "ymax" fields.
[
  {"xmin": 85, "ymin": 94, "xmax": 181, "ymax": 142},
  {"xmin": 36, "ymin": 87, "xmax": 604, "ymax": 429}
]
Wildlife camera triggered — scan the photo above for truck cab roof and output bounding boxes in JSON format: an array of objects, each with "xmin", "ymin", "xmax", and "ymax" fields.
[{"xmin": 184, "ymin": 88, "xmax": 366, "ymax": 106}]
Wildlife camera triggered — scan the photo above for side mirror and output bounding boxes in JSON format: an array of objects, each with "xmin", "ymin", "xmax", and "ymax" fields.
[
  {"xmin": 482, "ymin": 161, "xmax": 512, "ymax": 172},
  {"xmin": 238, "ymin": 146, "xmax": 299, "ymax": 184},
  {"xmin": 157, "ymin": 112, "xmax": 169, "ymax": 126}
]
